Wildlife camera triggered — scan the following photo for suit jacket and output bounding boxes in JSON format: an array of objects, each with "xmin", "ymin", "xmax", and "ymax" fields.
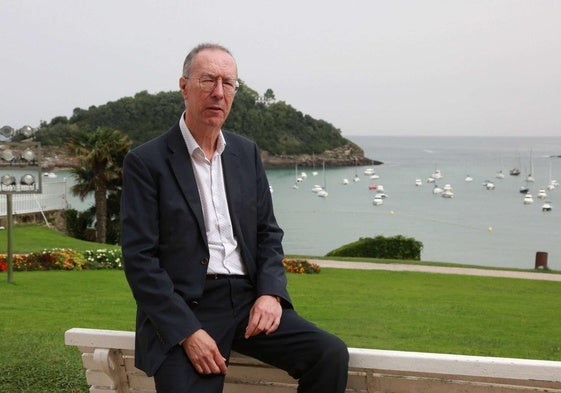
[{"xmin": 120, "ymin": 123, "xmax": 291, "ymax": 376}]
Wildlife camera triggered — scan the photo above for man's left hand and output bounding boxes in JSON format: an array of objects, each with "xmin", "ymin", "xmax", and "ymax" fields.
[{"xmin": 244, "ymin": 295, "xmax": 282, "ymax": 338}]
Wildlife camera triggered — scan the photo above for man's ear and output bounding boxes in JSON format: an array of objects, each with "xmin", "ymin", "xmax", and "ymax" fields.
[{"xmin": 179, "ymin": 76, "xmax": 188, "ymax": 99}]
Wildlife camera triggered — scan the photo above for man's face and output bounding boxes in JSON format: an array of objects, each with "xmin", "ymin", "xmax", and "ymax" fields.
[{"xmin": 180, "ymin": 49, "xmax": 238, "ymax": 130}]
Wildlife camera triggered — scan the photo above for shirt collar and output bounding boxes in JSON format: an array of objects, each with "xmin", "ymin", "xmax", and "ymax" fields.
[{"xmin": 179, "ymin": 112, "xmax": 226, "ymax": 157}]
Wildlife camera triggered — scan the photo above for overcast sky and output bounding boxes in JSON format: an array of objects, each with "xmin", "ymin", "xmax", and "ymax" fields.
[{"xmin": 2, "ymin": 0, "xmax": 560, "ymax": 137}]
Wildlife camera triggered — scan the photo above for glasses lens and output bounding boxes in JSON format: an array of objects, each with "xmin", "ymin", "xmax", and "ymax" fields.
[
  {"xmin": 199, "ymin": 77, "xmax": 216, "ymax": 92},
  {"xmin": 196, "ymin": 77, "xmax": 238, "ymax": 96}
]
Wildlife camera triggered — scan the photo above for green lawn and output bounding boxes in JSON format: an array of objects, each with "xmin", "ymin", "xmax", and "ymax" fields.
[
  {"xmin": 0, "ymin": 224, "xmax": 121, "ymax": 254},
  {"xmin": 1, "ymin": 269, "xmax": 561, "ymax": 393},
  {"xmin": 1, "ymin": 224, "xmax": 560, "ymax": 392}
]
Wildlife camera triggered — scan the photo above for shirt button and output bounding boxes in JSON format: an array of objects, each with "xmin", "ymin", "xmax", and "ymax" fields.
[{"xmin": 200, "ymin": 257, "xmax": 208, "ymax": 265}]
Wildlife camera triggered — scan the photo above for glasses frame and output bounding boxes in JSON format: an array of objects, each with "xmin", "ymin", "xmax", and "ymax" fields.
[{"xmin": 187, "ymin": 74, "xmax": 240, "ymax": 96}]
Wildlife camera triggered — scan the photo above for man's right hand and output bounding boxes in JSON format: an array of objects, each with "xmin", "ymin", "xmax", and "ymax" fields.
[{"xmin": 182, "ymin": 329, "xmax": 228, "ymax": 375}]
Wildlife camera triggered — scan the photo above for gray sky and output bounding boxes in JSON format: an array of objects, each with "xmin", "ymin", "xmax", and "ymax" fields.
[{"xmin": 2, "ymin": 0, "xmax": 560, "ymax": 136}]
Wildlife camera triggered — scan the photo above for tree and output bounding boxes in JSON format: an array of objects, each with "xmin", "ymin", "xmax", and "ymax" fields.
[
  {"xmin": 67, "ymin": 128, "xmax": 132, "ymax": 243},
  {"xmin": 263, "ymin": 88, "xmax": 276, "ymax": 105}
]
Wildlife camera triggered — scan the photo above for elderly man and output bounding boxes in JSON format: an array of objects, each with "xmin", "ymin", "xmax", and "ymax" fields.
[{"xmin": 120, "ymin": 43, "xmax": 349, "ymax": 393}]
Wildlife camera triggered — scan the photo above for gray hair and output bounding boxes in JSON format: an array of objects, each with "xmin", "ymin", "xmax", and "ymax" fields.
[{"xmin": 182, "ymin": 43, "xmax": 236, "ymax": 77}]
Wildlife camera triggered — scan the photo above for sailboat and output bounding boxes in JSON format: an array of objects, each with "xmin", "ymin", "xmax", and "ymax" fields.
[
  {"xmin": 496, "ymin": 154, "xmax": 505, "ymax": 179},
  {"xmin": 317, "ymin": 161, "xmax": 328, "ymax": 198},
  {"xmin": 526, "ymin": 149, "xmax": 535, "ymax": 183},
  {"xmin": 311, "ymin": 153, "xmax": 318, "ymax": 176},
  {"xmin": 547, "ymin": 158, "xmax": 558, "ymax": 190},
  {"xmin": 353, "ymin": 157, "xmax": 360, "ymax": 182},
  {"xmin": 510, "ymin": 153, "xmax": 521, "ymax": 176},
  {"xmin": 292, "ymin": 164, "xmax": 302, "ymax": 189}
]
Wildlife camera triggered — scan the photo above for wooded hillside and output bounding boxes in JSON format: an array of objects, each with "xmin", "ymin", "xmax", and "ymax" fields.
[{"xmin": 35, "ymin": 81, "xmax": 378, "ymax": 167}]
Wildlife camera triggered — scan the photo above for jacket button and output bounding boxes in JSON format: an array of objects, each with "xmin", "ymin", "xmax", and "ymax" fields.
[{"xmin": 200, "ymin": 257, "xmax": 208, "ymax": 265}]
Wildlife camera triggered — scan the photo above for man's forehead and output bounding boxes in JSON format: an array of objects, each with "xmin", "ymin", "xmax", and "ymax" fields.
[{"xmin": 193, "ymin": 49, "xmax": 237, "ymax": 73}]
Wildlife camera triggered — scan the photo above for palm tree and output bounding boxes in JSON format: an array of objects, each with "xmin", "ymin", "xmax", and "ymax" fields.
[{"xmin": 67, "ymin": 128, "xmax": 132, "ymax": 243}]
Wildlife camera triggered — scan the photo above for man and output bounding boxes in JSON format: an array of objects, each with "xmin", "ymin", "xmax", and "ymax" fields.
[{"xmin": 120, "ymin": 43, "xmax": 349, "ymax": 393}]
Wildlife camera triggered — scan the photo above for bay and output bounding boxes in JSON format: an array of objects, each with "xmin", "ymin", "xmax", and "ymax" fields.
[
  {"xmin": 269, "ymin": 136, "xmax": 561, "ymax": 270},
  {"xmin": 53, "ymin": 135, "xmax": 561, "ymax": 270}
]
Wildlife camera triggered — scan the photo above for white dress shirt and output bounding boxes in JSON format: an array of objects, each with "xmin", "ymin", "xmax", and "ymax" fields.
[{"xmin": 179, "ymin": 115, "xmax": 246, "ymax": 276}]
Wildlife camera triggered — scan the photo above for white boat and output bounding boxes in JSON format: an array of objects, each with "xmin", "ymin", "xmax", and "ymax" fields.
[
  {"xmin": 441, "ymin": 189, "xmax": 454, "ymax": 198},
  {"xmin": 364, "ymin": 168, "xmax": 375, "ymax": 176},
  {"xmin": 311, "ymin": 184, "xmax": 323, "ymax": 193},
  {"xmin": 426, "ymin": 177, "xmax": 435, "ymax": 183},
  {"xmin": 526, "ymin": 149, "xmax": 535, "ymax": 182},
  {"xmin": 372, "ymin": 194, "xmax": 383, "ymax": 206},
  {"xmin": 523, "ymin": 193, "xmax": 534, "ymax": 205},
  {"xmin": 537, "ymin": 189, "xmax": 547, "ymax": 200},
  {"xmin": 431, "ymin": 169, "xmax": 443, "ymax": 179},
  {"xmin": 465, "ymin": 175, "xmax": 473, "ymax": 182},
  {"xmin": 485, "ymin": 182, "xmax": 495, "ymax": 190},
  {"xmin": 294, "ymin": 164, "xmax": 303, "ymax": 185},
  {"xmin": 432, "ymin": 185, "xmax": 443, "ymax": 195},
  {"xmin": 342, "ymin": 178, "xmax": 349, "ymax": 185},
  {"xmin": 369, "ymin": 173, "xmax": 380, "ymax": 180},
  {"xmin": 415, "ymin": 178, "xmax": 422, "ymax": 186},
  {"xmin": 353, "ymin": 175, "xmax": 360, "ymax": 182},
  {"xmin": 441, "ymin": 185, "xmax": 454, "ymax": 198},
  {"xmin": 317, "ymin": 161, "xmax": 328, "ymax": 198},
  {"xmin": 496, "ymin": 170, "xmax": 505, "ymax": 179},
  {"xmin": 542, "ymin": 202, "xmax": 552, "ymax": 212}
]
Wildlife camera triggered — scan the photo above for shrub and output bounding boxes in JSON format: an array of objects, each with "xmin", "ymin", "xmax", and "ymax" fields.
[
  {"xmin": 326, "ymin": 235, "xmax": 423, "ymax": 260},
  {"xmin": 0, "ymin": 259, "xmax": 7, "ymax": 272},
  {"xmin": 282, "ymin": 258, "xmax": 321, "ymax": 274}
]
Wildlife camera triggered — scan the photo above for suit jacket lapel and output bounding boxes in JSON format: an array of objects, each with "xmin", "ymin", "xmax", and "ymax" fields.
[
  {"xmin": 221, "ymin": 135, "xmax": 243, "ymax": 240},
  {"xmin": 166, "ymin": 126, "xmax": 208, "ymax": 245}
]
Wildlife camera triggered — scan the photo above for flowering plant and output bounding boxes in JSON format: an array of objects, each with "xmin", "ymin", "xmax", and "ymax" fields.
[
  {"xmin": 282, "ymin": 258, "xmax": 320, "ymax": 274},
  {"xmin": 19, "ymin": 248, "xmax": 86, "ymax": 271},
  {"xmin": 0, "ymin": 259, "xmax": 7, "ymax": 272},
  {"xmin": 83, "ymin": 249, "xmax": 123, "ymax": 270}
]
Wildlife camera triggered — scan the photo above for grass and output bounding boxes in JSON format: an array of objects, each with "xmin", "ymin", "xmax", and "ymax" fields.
[
  {"xmin": 1, "ymin": 270, "xmax": 561, "ymax": 392},
  {"xmin": 0, "ymin": 224, "xmax": 121, "ymax": 254},
  {"xmin": 1, "ymin": 224, "xmax": 560, "ymax": 392}
]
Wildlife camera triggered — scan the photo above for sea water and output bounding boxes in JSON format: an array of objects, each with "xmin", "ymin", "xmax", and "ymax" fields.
[
  {"xmin": 53, "ymin": 136, "xmax": 561, "ymax": 270},
  {"xmin": 268, "ymin": 136, "xmax": 561, "ymax": 269}
]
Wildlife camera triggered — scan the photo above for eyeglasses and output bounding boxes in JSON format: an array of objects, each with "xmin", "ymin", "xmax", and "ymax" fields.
[{"xmin": 188, "ymin": 75, "xmax": 239, "ymax": 96}]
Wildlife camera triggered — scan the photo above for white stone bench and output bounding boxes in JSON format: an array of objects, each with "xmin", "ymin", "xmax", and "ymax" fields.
[{"xmin": 65, "ymin": 327, "xmax": 561, "ymax": 393}]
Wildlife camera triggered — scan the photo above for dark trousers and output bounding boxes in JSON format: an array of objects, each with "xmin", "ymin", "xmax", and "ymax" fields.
[{"xmin": 154, "ymin": 277, "xmax": 349, "ymax": 393}]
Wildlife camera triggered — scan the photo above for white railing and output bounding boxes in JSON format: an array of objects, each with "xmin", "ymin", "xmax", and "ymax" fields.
[{"xmin": 0, "ymin": 180, "xmax": 68, "ymax": 217}]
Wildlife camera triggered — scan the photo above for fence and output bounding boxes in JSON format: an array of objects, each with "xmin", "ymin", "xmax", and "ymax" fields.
[{"xmin": 0, "ymin": 180, "xmax": 68, "ymax": 217}]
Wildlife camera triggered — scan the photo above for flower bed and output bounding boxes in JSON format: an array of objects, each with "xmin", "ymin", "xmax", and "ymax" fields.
[
  {"xmin": 0, "ymin": 252, "xmax": 320, "ymax": 274},
  {"xmin": 282, "ymin": 258, "xmax": 321, "ymax": 274},
  {"xmin": 0, "ymin": 248, "xmax": 122, "ymax": 272}
]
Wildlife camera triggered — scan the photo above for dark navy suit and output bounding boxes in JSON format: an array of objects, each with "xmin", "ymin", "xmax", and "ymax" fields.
[{"xmin": 121, "ymin": 124, "xmax": 348, "ymax": 392}]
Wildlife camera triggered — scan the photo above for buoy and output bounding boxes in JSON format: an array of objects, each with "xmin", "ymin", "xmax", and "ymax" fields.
[
  {"xmin": 488, "ymin": 226, "xmax": 493, "ymax": 232},
  {"xmin": 389, "ymin": 210, "xmax": 395, "ymax": 215}
]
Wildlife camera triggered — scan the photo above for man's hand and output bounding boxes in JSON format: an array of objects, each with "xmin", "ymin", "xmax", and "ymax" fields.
[
  {"xmin": 182, "ymin": 329, "xmax": 228, "ymax": 375},
  {"xmin": 244, "ymin": 295, "xmax": 282, "ymax": 339}
]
